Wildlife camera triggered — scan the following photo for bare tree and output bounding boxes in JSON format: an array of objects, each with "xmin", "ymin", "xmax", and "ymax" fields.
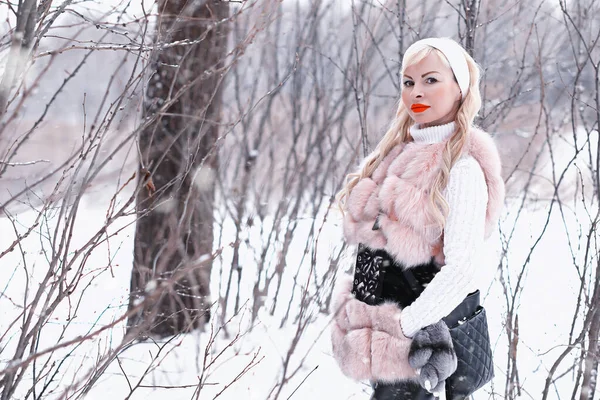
[
  {"xmin": 0, "ymin": 0, "xmax": 37, "ymax": 124},
  {"xmin": 0, "ymin": 0, "xmax": 280, "ymax": 397},
  {"xmin": 127, "ymin": 0, "xmax": 230, "ymax": 338},
  {"xmin": 1, "ymin": 0, "xmax": 598, "ymax": 398}
]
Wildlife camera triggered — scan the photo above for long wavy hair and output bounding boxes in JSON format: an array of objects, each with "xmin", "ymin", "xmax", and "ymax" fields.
[{"xmin": 337, "ymin": 40, "xmax": 482, "ymax": 229}]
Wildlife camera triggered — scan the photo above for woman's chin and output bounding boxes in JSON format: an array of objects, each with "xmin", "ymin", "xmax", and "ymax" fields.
[{"xmin": 412, "ymin": 116, "xmax": 433, "ymax": 126}]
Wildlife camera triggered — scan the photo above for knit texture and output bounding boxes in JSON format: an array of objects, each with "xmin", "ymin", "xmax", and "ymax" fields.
[{"xmin": 401, "ymin": 155, "xmax": 487, "ymax": 337}]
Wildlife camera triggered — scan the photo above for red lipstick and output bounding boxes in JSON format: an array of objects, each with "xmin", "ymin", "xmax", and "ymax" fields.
[{"xmin": 411, "ymin": 103, "xmax": 430, "ymax": 113}]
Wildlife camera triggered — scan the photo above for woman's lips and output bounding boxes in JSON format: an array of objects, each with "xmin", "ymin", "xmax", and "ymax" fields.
[{"xmin": 411, "ymin": 104, "xmax": 430, "ymax": 113}]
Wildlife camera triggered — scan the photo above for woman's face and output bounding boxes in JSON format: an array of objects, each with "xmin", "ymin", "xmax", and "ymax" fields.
[{"xmin": 401, "ymin": 52, "xmax": 462, "ymax": 128}]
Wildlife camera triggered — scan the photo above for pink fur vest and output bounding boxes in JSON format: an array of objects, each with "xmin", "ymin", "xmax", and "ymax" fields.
[
  {"xmin": 342, "ymin": 126, "xmax": 505, "ymax": 268},
  {"xmin": 330, "ymin": 276, "xmax": 417, "ymax": 382},
  {"xmin": 330, "ymin": 127, "xmax": 504, "ymax": 384}
]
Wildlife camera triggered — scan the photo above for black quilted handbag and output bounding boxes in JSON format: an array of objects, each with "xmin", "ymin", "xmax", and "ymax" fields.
[{"xmin": 443, "ymin": 290, "xmax": 494, "ymax": 399}]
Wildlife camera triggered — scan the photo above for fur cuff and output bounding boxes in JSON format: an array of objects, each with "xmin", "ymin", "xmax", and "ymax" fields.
[{"xmin": 330, "ymin": 276, "xmax": 418, "ymax": 383}]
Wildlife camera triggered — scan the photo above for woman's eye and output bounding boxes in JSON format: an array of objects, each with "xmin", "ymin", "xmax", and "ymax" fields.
[
  {"xmin": 426, "ymin": 77, "xmax": 438, "ymax": 84},
  {"xmin": 403, "ymin": 80, "xmax": 414, "ymax": 87}
]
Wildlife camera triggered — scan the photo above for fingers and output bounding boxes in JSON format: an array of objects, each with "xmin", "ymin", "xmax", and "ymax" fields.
[
  {"xmin": 408, "ymin": 346, "xmax": 432, "ymax": 370},
  {"xmin": 408, "ymin": 320, "xmax": 457, "ymax": 393},
  {"xmin": 427, "ymin": 349, "xmax": 458, "ymax": 380},
  {"xmin": 418, "ymin": 364, "xmax": 439, "ymax": 392},
  {"xmin": 431, "ymin": 380, "xmax": 445, "ymax": 395},
  {"xmin": 417, "ymin": 344, "xmax": 457, "ymax": 391},
  {"xmin": 408, "ymin": 321, "xmax": 452, "ymax": 369}
]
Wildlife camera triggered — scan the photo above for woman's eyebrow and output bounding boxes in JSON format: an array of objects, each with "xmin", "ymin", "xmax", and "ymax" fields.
[{"xmin": 403, "ymin": 71, "xmax": 440, "ymax": 79}]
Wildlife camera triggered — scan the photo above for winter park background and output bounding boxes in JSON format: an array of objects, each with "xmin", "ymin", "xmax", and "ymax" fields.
[{"xmin": 0, "ymin": 0, "xmax": 599, "ymax": 399}]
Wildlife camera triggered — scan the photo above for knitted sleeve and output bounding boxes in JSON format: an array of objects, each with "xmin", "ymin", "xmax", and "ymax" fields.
[{"xmin": 399, "ymin": 156, "xmax": 488, "ymax": 338}]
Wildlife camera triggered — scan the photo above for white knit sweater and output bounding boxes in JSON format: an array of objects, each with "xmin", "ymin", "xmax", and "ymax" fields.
[{"xmin": 399, "ymin": 122, "xmax": 489, "ymax": 338}]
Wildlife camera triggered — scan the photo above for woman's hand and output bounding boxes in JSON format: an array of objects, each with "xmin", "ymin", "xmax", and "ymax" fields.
[{"xmin": 408, "ymin": 320, "xmax": 457, "ymax": 393}]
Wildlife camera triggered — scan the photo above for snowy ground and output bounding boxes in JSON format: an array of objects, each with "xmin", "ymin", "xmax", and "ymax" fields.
[
  {"xmin": 0, "ymin": 0, "xmax": 597, "ymax": 397},
  {"xmin": 0, "ymin": 182, "xmax": 596, "ymax": 399}
]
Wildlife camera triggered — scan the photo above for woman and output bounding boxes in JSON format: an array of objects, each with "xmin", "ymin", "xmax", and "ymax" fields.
[{"xmin": 330, "ymin": 37, "xmax": 505, "ymax": 399}]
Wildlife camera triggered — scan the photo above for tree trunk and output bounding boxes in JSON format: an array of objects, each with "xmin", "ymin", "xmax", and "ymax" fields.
[
  {"xmin": 127, "ymin": 0, "xmax": 229, "ymax": 338},
  {"xmin": 580, "ymin": 297, "xmax": 599, "ymax": 400}
]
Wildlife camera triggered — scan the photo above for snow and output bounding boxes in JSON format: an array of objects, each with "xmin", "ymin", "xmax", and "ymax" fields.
[
  {"xmin": 1, "ymin": 186, "xmax": 597, "ymax": 399},
  {"xmin": 0, "ymin": 123, "xmax": 598, "ymax": 399},
  {"xmin": 193, "ymin": 166, "xmax": 216, "ymax": 192},
  {"xmin": 0, "ymin": 1, "xmax": 596, "ymax": 396},
  {"xmin": 0, "ymin": 186, "xmax": 358, "ymax": 399}
]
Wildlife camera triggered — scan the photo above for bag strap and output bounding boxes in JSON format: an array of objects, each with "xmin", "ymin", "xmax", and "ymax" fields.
[{"xmin": 400, "ymin": 268, "xmax": 425, "ymax": 298}]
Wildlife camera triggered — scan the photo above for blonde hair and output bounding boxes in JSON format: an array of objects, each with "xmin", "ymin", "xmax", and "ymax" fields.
[{"xmin": 337, "ymin": 41, "xmax": 482, "ymax": 230}]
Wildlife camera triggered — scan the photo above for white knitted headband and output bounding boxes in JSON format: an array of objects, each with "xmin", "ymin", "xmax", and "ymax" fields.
[{"xmin": 403, "ymin": 37, "xmax": 470, "ymax": 99}]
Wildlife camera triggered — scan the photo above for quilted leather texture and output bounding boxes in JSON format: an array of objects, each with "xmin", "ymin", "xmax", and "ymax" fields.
[{"xmin": 446, "ymin": 307, "xmax": 494, "ymax": 399}]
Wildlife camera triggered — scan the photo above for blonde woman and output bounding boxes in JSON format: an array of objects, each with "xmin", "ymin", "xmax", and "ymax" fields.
[{"xmin": 330, "ymin": 37, "xmax": 504, "ymax": 400}]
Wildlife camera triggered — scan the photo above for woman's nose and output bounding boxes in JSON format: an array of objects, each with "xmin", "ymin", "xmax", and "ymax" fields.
[{"xmin": 412, "ymin": 83, "xmax": 424, "ymax": 98}]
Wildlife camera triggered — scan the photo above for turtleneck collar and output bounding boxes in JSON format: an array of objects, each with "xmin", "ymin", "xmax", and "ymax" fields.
[{"xmin": 409, "ymin": 121, "xmax": 456, "ymax": 144}]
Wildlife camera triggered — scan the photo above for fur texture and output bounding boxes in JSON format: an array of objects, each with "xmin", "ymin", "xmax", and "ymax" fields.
[
  {"xmin": 330, "ymin": 276, "xmax": 419, "ymax": 383},
  {"xmin": 409, "ymin": 320, "xmax": 457, "ymax": 393},
  {"xmin": 343, "ymin": 127, "xmax": 504, "ymax": 268}
]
